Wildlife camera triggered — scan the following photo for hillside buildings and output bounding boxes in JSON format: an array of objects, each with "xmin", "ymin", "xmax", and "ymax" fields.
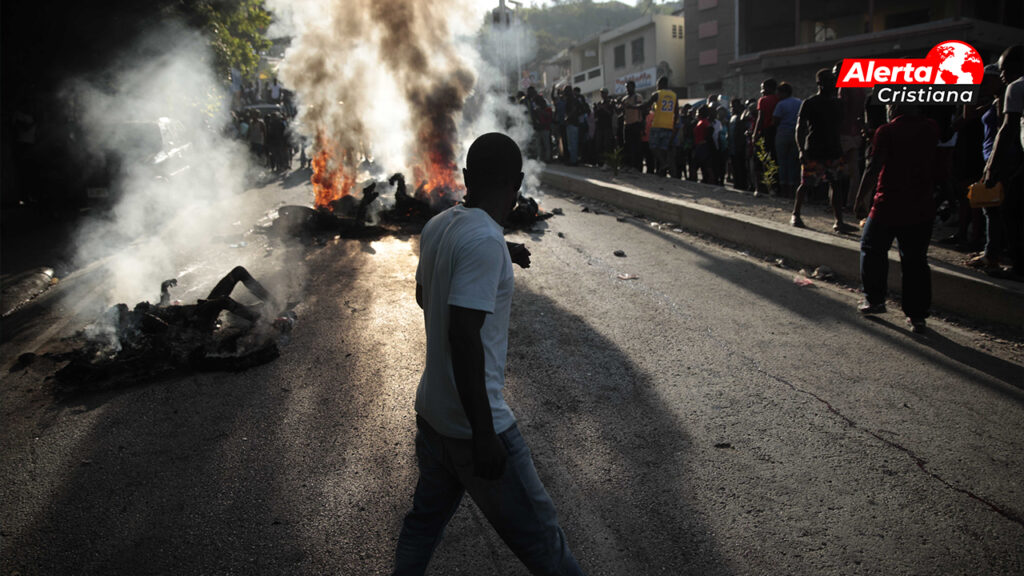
[
  {"xmin": 525, "ymin": 1, "xmax": 1022, "ymax": 103},
  {"xmin": 685, "ymin": 0, "xmax": 1023, "ymax": 100}
]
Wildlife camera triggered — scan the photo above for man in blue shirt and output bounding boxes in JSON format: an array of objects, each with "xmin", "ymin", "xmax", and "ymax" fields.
[{"xmin": 772, "ymin": 82, "xmax": 802, "ymax": 197}]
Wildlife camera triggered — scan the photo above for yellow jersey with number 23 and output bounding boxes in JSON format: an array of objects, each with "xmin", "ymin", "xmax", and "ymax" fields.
[{"xmin": 652, "ymin": 89, "xmax": 677, "ymax": 130}]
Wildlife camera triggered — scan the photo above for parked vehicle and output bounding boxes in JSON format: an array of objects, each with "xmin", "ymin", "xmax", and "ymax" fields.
[{"xmin": 80, "ymin": 117, "xmax": 192, "ymax": 208}]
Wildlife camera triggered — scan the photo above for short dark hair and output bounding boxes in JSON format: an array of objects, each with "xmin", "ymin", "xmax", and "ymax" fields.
[
  {"xmin": 999, "ymin": 44, "xmax": 1024, "ymax": 77},
  {"xmin": 657, "ymin": 76, "xmax": 669, "ymax": 89},
  {"xmin": 465, "ymin": 133, "xmax": 522, "ymax": 191},
  {"xmin": 777, "ymin": 82, "xmax": 793, "ymax": 97},
  {"xmin": 762, "ymin": 78, "xmax": 777, "ymax": 93},
  {"xmin": 816, "ymin": 68, "xmax": 835, "ymax": 87}
]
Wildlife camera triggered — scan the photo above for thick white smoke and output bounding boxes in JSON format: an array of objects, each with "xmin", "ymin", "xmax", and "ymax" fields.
[
  {"xmin": 267, "ymin": 0, "xmax": 541, "ymax": 198},
  {"xmin": 66, "ymin": 23, "xmax": 303, "ymax": 308}
]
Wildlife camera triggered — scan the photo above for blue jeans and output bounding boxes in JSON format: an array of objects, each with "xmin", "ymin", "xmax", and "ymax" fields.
[
  {"xmin": 393, "ymin": 417, "xmax": 584, "ymax": 576},
  {"xmin": 775, "ymin": 133, "xmax": 799, "ymax": 190},
  {"xmin": 860, "ymin": 216, "xmax": 932, "ymax": 320},
  {"xmin": 566, "ymin": 124, "xmax": 579, "ymax": 164}
]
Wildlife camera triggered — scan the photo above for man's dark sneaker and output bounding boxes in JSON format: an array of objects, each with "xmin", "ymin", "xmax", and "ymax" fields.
[
  {"xmin": 906, "ymin": 317, "xmax": 927, "ymax": 334},
  {"xmin": 790, "ymin": 214, "xmax": 806, "ymax": 228},
  {"xmin": 857, "ymin": 300, "xmax": 886, "ymax": 314}
]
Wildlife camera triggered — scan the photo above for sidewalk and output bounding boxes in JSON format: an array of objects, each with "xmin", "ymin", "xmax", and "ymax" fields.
[{"xmin": 540, "ymin": 165, "xmax": 1024, "ymax": 332}]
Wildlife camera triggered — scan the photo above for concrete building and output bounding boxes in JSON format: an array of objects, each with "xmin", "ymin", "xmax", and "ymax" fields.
[
  {"xmin": 531, "ymin": 11, "xmax": 687, "ymax": 102},
  {"xmin": 567, "ymin": 35, "xmax": 604, "ymax": 98},
  {"xmin": 539, "ymin": 48, "xmax": 571, "ymax": 96},
  {"xmin": 599, "ymin": 12, "xmax": 687, "ymax": 97},
  {"xmin": 685, "ymin": 0, "xmax": 1023, "ymax": 102}
]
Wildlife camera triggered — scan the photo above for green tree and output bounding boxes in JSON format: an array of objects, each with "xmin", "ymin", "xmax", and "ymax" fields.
[{"xmin": 187, "ymin": 0, "xmax": 272, "ymax": 79}]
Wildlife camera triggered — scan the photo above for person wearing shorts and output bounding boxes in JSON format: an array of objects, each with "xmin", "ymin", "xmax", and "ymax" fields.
[
  {"xmin": 646, "ymin": 76, "xmax": 677, "ymax": 177},
  {"xmin": 792, "ymin": 69, "xmax": 853, "ymax": 232}
]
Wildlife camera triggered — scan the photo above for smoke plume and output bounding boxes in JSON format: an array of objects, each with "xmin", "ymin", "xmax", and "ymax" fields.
[
  {"xmin": 66, "ymin": 23, "xmax": 304, "ymax": 308},
  {"xmin": 269, "ymin": 0, "xmax": 540, "ymax": 201}
]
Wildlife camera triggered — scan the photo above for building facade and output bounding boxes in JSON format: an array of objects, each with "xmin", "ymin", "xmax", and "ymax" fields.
[
  {"xmin": 685, "ymin": 0, "xmax": 1023, "ymax": 102},
  {"xmin": 599, "ymin": 13, "xmax": 687, "ymax": 98}
]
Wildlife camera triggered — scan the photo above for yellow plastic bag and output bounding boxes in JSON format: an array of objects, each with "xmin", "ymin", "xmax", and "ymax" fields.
[{"xmin": 967, "ymin": 180, "xmax": 1004, "ymax": 208}]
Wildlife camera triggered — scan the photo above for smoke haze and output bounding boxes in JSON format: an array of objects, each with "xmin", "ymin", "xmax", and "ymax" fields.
[
  {"xmin": 67, "ymin": 24, "xmax": 304, "ymax": 308},
  {"xmin": 67, "ymin": 0, "xmax": 541, "ymax": 310},
  {"xmin": 269, "ymin": 0, "xmax": 540, "ymax": 198}
]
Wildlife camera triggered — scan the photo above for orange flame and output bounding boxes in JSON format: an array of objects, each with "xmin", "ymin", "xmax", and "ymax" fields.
[
  {"xmin": 311, "ymin": 129, "xmax": 356, "ymax": 211},
  {"xmin": 411, "ymin": 124, "xmax": 468, "ymax": 207}
]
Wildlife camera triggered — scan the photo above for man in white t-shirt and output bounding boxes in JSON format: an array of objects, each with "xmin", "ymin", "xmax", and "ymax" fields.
[
  {"xmin": 392, "ymin": 133, "xmax": 585, "ymax": 576},
  {"xmin": 984, "ymin": 44, "xmax": 1023, "ymax": 278}
]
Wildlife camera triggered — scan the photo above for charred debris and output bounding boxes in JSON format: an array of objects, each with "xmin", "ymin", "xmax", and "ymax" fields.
[
  {"xmin": 51, "ymin": 267, "xmax": 295, "ymax": 392},
  {"xmin": 260, "ymin": 173, "xmax": 554, "ymax": 242},
  {"xmin": 46, "ymin": 176, "xmax": 553, "ymax": 393}
]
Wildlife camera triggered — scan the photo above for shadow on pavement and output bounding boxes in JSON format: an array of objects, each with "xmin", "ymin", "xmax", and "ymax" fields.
[
  {"xmin": 484, "ymin": 285, "xmax": 734, "ymax": 575},
  {"xmin": 0, "ymin": 240, "xmax": 384, "ymax": 575},
  {"xmin": 865, "ymin": 315, "xmax": 1024, "ymax": 396},
  {"xmin": 617, "ymin": 214, "xmax": 1024, "ymax": 407}
]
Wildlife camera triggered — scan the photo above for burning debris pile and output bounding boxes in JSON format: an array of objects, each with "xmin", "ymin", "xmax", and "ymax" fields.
[
  {"xmin": 52, "ymin": 267, "xmax": 295, "ymax": 391},
  {"xmin": 262, "ymin": 181, "xmax": 386, "ymax": 241},
  {"xmin": 261, "ymin": 166, "xmax": 554, "ymax": 243},
  {"xmin": 269, "ymin": 0, "xmax": 550, "ymax": 237}
]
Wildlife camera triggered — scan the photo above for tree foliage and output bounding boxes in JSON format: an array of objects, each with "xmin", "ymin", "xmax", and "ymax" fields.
[{"xmin": 187, "ymin": 0, "xmax": 273, "ymax": 79}]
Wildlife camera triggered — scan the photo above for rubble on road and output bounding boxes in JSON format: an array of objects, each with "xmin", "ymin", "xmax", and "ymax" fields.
[{"xmin": 49, "ymin": 269, "xmax": 295, "ymax": 392}]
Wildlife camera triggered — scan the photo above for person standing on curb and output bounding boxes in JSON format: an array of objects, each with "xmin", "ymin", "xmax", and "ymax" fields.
[
  {"xmin": 392, "ymin": 133, "xmax": 585, "ymax": 576},
  {"xmin": 645, "ymin": 76, "xmax": 678, "ymax": 177},
  {"xmin": 621, "ymin": 80, "xmax": 646, "ymax": 172},
  {"xmin": 854, "ymin": 104, "xmax": 940, "ymax": 333},
  {"xmin": 981, "ymin": 45, "xmax": 1024, "ymax": 279},
  {"xmin": 791, "ymin": 69, "xmax": 852, "ymax": 233},
  {"xmin": 772, "ymin": 82, "xmax": 802, "ymax": 198}
]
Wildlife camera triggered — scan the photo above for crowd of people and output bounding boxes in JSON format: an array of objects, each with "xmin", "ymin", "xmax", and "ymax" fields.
[
  {"xmin": 226, "ymin": 77, "xmax": 307, "ymax": 174},
  {"xmin": 518, "ymin": 43, "xmax": 1023, "ymax": 330}
]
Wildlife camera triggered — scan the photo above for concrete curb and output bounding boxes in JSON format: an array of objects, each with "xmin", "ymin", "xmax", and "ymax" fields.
[{"xmin": 541, "ymin": 167, "xmax": 1024, "ymax": 331}]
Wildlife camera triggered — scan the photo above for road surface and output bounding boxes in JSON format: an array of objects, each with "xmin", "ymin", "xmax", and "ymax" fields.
[{"xmin": 2, "ymin": 177, "xmax": 1022, "ymax": 575}]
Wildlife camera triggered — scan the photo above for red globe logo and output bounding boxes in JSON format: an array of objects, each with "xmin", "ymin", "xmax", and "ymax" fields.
[{"xmin": 928, "ymin": 41, "xmax": 984, "ymax": 84}]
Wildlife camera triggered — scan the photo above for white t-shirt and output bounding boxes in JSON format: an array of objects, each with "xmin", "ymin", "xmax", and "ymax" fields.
[
  {"xmin": 1004, "ymin": 77, "xmax": 1024, "ymax": 150},
  {"xmin": 415, "ymin": 205, "xmax": 516, "ymax": 439}
]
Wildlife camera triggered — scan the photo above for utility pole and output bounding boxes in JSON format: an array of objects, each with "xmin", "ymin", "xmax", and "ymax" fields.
[{"xmin": 508, "ymin": 0, "xmax": 523, "ymax": 92}]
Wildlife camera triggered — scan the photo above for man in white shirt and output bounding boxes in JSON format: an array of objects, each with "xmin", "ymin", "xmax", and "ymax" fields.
[{"xmin": 392, "ymin": 133, "xmax": 585, "ymax": 576}]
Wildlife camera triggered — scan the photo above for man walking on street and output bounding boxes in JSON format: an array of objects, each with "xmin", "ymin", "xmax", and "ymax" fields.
[
  {"xmin": 854, "ymin": 104, "xmax": 940, "ymax": 333},
  {"xmin": 392, "ymin": 133, "xmax": 585, "ymax": 576}
]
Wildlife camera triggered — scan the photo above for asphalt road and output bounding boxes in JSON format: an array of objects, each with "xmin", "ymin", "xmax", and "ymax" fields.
[{"xmin": 2, "ymin": 177, "xmax": 1023, "ymax": 575}]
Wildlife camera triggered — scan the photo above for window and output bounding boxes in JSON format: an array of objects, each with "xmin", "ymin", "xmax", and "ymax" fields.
[
  {"xmin": 672, "ymin": 25, "xmax": 678, "ymax": 39},
  {"xmin": 574, "ymin": 73, "xmax": 586, "ymax": 83},
  {"xmin": 588, "ymin": 68, "xmax": 601, "ymax": 79},
  {"xmin": 631, "ymin": 38, "xmax": 644, "ymax": 65},
  {"xmin": 813, "ymin": 21, "xmax": 837, "ymax": 42},
  {"xmin": 614, "ymin": 44, "xmax": 626, "ymax": 68}
]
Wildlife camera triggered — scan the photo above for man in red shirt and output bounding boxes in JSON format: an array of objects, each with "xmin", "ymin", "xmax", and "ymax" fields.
[
  {"xmin": 751, "ymin": 78, "xmax": 779, "ymax": 195},
  {"xmin": 854, "ymin": 104, "xmax": 940, "ymax": 333}
]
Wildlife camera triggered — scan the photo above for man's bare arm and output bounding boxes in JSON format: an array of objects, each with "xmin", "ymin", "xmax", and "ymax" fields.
[
  {"xmin": 855, "ymin": 144, "xmax": 885, "ymax": 220},
  {"xmin": 449, "ymin": 305, "xmax": 506, "ymax": 479},
  {"xmin": 985, "ymin": 111, "xmax": 1023, "ymax": 185}
]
